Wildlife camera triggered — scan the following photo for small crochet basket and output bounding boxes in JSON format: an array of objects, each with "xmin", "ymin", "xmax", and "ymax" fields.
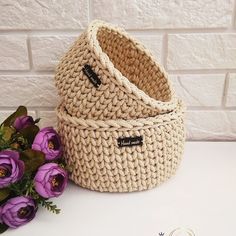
[
  {"xmin": 56, "ymin": 101, "xmax": 185, "ymax": 192},
  {"xmin": 55, "ymin": 20, "xmax": 178, "ymax": 120}
]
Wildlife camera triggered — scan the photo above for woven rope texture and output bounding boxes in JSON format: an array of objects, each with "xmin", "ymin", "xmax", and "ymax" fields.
[
  {"xmin": 55, "ymin": 20, "xmax": 186, "ymax": 192},
  {"xmin": 56, "ymin": 101, "xmax": 185, "ymax": 192},
  {"xmin": 55, "ymin": 20, "xmax": 178, "ymax": 120}
]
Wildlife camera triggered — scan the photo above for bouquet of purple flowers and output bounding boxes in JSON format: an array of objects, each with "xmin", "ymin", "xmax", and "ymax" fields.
[{"xmin": 0, "ymin": 106, "xmax": 68, "ymax": 233}]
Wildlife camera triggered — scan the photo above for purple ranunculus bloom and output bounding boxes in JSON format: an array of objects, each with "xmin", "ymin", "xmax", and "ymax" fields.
[
  {"xmin": 32, "ymin": 127, "xmax": 62, "ymax": 161},
  {"xmin": 13, "ymin": 115, "xmax": 34, "ymax": 131},
  {"xmin": 0, "ymin": 150, "xmax": 24, "ymax": 188},
  {"xmin": 34, "ymin": 163, "xmax": 68, "ymax": 198},
  {"xmin": 0, "ymin": 196, "xmax": 37, "ymax": 228}
]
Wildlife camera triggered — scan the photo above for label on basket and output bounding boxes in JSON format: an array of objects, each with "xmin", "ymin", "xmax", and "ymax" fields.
[
  {"xmin": 82, "ymin": 64, "xmax": 101, "ymax": 88},
  {"xmin": 117, "ymin": 136, "xmax": 143, "ymax": 147}
]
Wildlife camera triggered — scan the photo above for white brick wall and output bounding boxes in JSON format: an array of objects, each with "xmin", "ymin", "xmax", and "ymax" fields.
[
  {"xmin": 0, "ymin": 0, "xmax": 235, "ymax": 141},
  {"xmin": 0, "ymin": 36, "xmax": 29, "ymax": 70},
  {"xmin": 167, "ymin": 34, "xmax": 236, "ymax": 70}
]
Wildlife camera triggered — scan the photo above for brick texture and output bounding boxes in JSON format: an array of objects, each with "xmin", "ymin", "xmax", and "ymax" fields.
[
  {"xmin": 30, "ymin": 36, "xmax": 76, "ymax": 70},
  {"xmin": 0, "ymin": 36, "xmax": 29, "ymax": 70},
  {"xmin": 170, "ymin": 74, "xmax": 225, "ymax": 106},
  {"xmin": 167, "ymin": 34, "xmax": 236, "ymax": 70},
  {"xmin": 226, "ymin": 74, "xmax": 236, "ymax": 107},
  {"xmin": 92, "ymin": 0, "xmax": 234, "ymax": 29},
  {"xmin": 0, "ymin": 0, "xmax": 88, "ymax": 29},
  {"xmin": 0, "ymin": 76, "xmax": 58, "ymax": 107},
  {"xmin": 0, "ymin": 0, "xmax": 235, "ymax": 140}
]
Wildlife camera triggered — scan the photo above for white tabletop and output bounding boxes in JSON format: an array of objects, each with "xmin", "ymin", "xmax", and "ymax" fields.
[{"xmin": 7, "ymin": 142, "xmax": 236, "ymax": 236}]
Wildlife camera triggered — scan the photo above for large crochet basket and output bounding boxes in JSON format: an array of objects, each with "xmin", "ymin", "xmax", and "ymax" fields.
[
  {"xmin": 56, "ymin": 101, "xmax": 185, "ymax": 192},
  {"xmin": 55, "ymin": 20, "xmax": 178, "ymax": 120}
]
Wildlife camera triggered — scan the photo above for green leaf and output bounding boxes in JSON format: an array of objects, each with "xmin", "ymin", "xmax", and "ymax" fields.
[
  {"xmin": 34, "ymin": 118, "xmax": 41, "ymax": 124},
  {"xmin": 9, "ymin": 174, "xmax": 32, "ymax": 196},
  {"xmin": 19, "ymin": 125, "xmax": 39, "ymax": 145},
  {"xmin": 38, "ymin": 199, "xmax": 61, "ymax": 214},
  {"xmin": 1, "ymin": 126, "xmax": 15, "ymax": 142},
  {"xmin": 0, "ymin": 223, "xmax": 8, "ymax": 234},
  {"xmin": 1, "ymin": 106, "xmax": 27, "ymax": 127},
  {"xmin": 0, "ymin": 188, "xmax": 10, "ymax": 202},
  {"xmin": 20, "ymin": 149, "xmax": 45, "ymax": 173}
]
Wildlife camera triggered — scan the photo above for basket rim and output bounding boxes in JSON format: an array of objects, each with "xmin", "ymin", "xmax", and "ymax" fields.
[
  {"xmin": 86, "ymin": 20, "xmax": 178, "ymax": 111},
  {"xmin": 56, "ymin": 100, "xmax": 185, "ymax": 130}
]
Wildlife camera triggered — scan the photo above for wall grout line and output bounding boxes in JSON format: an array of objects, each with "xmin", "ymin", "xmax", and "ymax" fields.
[
  {"xmin": 187, "ymin": 107, "xmax": 236, "ymax": 111},
  {"xmin": 0, "ymin": 30, "xmax": 83, "ymax": 36},
  {"xmin": 0, "ymin": 106, "xmax": 56, "ymax": 111},
  {"xmin": 35, "ymin": 109, "xmax": 40, "ymax": 119},
  {"xmin": 186, "ymin": 139, "xmax": 236, "ymax": 142},
  {"xmin": 0, "ymin": 71, "xmax": 55, "ymax": 75},
  {"xmin": 161, "ymin": 33, "xmax": 168, "ymax": 67},
  {"xmin": 126, "ymin": 28, "xmax": 236, "ymax": 34},
  {"xmin": 168, "ymin": 69, "xmax": 236, "ymax": 74},
  {"xmin": 1, "ymin": 70, "xmax": 236, "ymax": 76},
  {"xmin": 0, "ymin": 106, "xmax": 236, "ymax": 111},
  {"xmin": 0, "ymin": 28, "xmax": 236, "ymax": 36},
  {"xmin": 232, "ymin": 0, "xmax": 236, "ymax": 29},
  {"xmin": 88, "ymin": 0, "xmax": 93, "ymax": 22},
  {"xmin": 222, "ymin": 73, "xmax": 230, "ymax": 107},
  {"xmin": 26, "ymin": 36, "xmax": 33, "ymax": 70}
]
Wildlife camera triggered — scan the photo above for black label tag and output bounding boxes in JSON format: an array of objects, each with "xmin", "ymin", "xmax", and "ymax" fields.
[
  {"xmin": 117, "ymin": 136, "xmax": 143, "ymax": 147},
  {"xmin": 82, "ymin": 64, "xmax": 101, "ymax": 88}
]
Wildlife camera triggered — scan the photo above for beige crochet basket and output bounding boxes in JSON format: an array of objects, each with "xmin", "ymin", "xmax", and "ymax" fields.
[
  {"xmin": 56, "ymin": 101, "xmax": 185, "ymax": 193},
  {"xmin": 55, "ymin": 20, "xmax": 178, "ymax": 120}
]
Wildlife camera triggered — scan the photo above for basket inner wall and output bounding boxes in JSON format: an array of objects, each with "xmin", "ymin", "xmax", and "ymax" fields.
[{"xmin": 97, "ymin": 27, "xmax": 172, "ymax": 102}]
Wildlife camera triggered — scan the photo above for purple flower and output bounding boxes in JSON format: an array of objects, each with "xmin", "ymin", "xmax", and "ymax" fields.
[
  {"xmin": 34, "ymin": 163, "xmax": 68, "ymax": 198},
  {"xmin": 0, "ymin": 150, "xmax": 24, "ymax": 188},
  {"xmin": 32, "ymin": 127, "xmax": 62, "ymax": 161},
  {"xmin": 0, "ymin": 196, "xmax": 37, "ymax": 228},
  {"xmin": 13, "ymin": 115, "xmax": 34, "ymax": 131}
]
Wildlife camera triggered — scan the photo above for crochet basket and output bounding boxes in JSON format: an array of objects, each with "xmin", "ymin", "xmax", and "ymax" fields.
[
  {"xmin": 55, "ymin": 20, "xmax": 178, "ymax": 120},
  {"xmin": 56, "ymin": 101, "xmax": 185, "ymax": 193}
]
